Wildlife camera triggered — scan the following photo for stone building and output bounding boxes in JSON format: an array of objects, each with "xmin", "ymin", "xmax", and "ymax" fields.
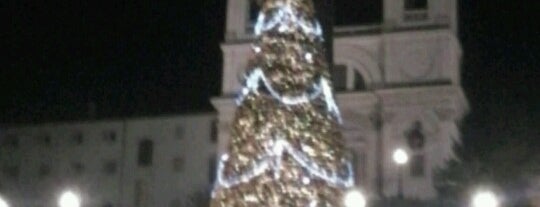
[
  {"xmin": 0, "ymin": 1, "xmax": 469, "ymax": 206},
  {"xmin": 213, "ymin": 0, "xmax": 468, "ymax": 200},
  {"xmin": 0, "ymin": 113, "xmax": 217, "ymax": 207}
]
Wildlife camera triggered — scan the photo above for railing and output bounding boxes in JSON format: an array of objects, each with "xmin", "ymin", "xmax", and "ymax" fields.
[
  {"xmin": 225, "ymin": 21, "xmax": 452, "ymax": 44},
  {"xmin": 332, "ymin": 80, "xmax": 453, "ymax": 94},
  {"xmin": 404, "ymin": 10, "xmax": 429, "ymax": 22},
  {"xmin": 334, "ymin": 24, "xmax": 383, "ymax": 36}
]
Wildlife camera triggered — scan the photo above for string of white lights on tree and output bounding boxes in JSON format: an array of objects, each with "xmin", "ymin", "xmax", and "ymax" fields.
[
  {"xmin": 254, "ymin": 2, "xmax": 323, "ymax": 38},
  {"xmin": 236, "ymin": 68, "xmax": 342, "ymax": 123},
  {"xmin": 213, "ymin": 0, "xmax": 350, "ymax": 194},
  {"xmin": 214, "ymin": 135, "xmax": 354, "ymax": 191},
  {"xmin": 211, "ymin": 0, "xmax": 354, "ymax": 206}
]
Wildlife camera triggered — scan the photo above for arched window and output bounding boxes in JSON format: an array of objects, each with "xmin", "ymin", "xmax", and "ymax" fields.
[
  {"xmin": 138, "ymin": 139, "xmax": 154, "ymax": 167},
  {"xmin": 331, "ymin": 64, "xmax": 367, "ymax": 91},
  {"xmin": 354, "ymin": 70, "xmax": 366, "ymax": 90}
]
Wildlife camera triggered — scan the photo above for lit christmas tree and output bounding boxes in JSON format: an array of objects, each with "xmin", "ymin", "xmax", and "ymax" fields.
[{"xmin": 210, "ymin": 0, "xmax": 354, "ymax": 206}]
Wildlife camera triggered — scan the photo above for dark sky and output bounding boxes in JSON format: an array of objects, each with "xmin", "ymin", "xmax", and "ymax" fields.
[
  {"xmin": 2, "ymin": 1, "xmax": 226, "ymax": 121},
  {"xmin": 1, "ymin": 1, "xmax": 539, "ymax": 146},
  {"xmin": 458, "ymin": 1, "xmax": 540, "ymax": 152}
]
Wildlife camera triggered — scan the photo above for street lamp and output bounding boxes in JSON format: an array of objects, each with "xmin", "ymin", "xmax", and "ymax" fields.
[
  {"xmin": 58, "ymin": 191, "xmax": 81, "ymax": 207},
  {"xmin": 392, "ymin": 148, "xmax": 409, "ymax": 199},
  {"xmin": 344, "ymin": 189, "xmax": 367, "ymax": 207},
  {"xmin": 0, "ymin": 195, "xmax": 9, "ymax": 207},
  {"xmin": 472, "ymin": 191, "xmax": 499, "ymax": 207}
]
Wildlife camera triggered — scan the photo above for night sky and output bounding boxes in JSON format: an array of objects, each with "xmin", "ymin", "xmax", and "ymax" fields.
[
  {"xmin": 1, "ymin": 1, "xmax": 539, "ymax": 146},
  {"xmin": 2, "ymin": 1, "xmax": 226, "ymax": 121}
]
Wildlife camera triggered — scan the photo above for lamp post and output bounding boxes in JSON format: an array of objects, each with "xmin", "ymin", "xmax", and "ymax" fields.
[
  {"xmin": 344, "ymin": 189, "xmax": 367, "ymax": 207},
  {"xmin": 392, "ymin": 148, "xmax": 409, "ymax": 200},
  {"xmin": 58, "ymin": 191, "xmax": 81, "ymax": 207},
  {"xmin": 472, "ymin": 190, "xmax": 499, "ymax": 207},
  {"xmin": 0, "ymin": 195, "xmax": 9, "ymax": 207}
]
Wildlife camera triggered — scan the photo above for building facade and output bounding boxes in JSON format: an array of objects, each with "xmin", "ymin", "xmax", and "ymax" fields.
[
  {"xmin": 213, "ymin": 0, "xmax": 468, "ymax": 200},
  {"xmin": 0, "ymin": 113, "xmax": 217, "ymax": 207},
  {"xmin": 0, "ymin": 0, "xmax": 469, "ymax": 205}
]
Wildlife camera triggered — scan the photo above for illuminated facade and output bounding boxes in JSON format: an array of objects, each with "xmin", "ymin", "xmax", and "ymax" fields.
[{"xmin": 213, "ymin": 0, "xmax": 467, "ymax": 200}]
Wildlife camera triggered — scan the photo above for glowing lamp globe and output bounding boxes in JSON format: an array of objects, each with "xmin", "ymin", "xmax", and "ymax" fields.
[
  {"xmin": 0, "ymin": 196, "xmax": 9, "ymax": 207},
  {"xmin": 472, "ymin": 191, "xmax": 499, "ymax": 207},
  {"xmin": 59, "ymin": 191, "xmax": 81, "ymax": 207},
  {"xmin": 344, "ymin": 189, "xmax": 366, "ymax": 207},
  {"xmin": 393, "ymin": 149, "xmax": 409, "ymax": 165}
]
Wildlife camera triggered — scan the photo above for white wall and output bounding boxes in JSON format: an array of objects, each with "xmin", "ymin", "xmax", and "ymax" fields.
[
  {"xmin": 335, "ymin": 86, "xmax": 466, "ymax": 199},
  {"xmin": 121, "ymin": 114, "xmax": 216, "ymax": 207},
  {"xmin": 0, "ymin": 113, "xmax": 217, "ymax": 207},
  {"xmin": 0, "ymin": 120, "xmax": 124, "ymax": 207}
]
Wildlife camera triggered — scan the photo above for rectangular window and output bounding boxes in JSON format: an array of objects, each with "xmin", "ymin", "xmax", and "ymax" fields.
[
  {"xmin": 37, "ymin": 134, "xmax": 52, "ymax": 146},
  {"xmin": 410, "ymin": 154, "xmax": 425, "ymax": 177},
  {"xmin": 103, "ymin": 130, "xmax": 117, "ymax": 143},
  {"xmin": 405, "ymin": 0, "xmax": 428, "ymax": 10},
  {"xmin": 138, "ymin": 139, "xmax": 154, "ymax": 167},
  {"xmin": 72, "ymin": 131, "xmax": 84, "ymax": 145},
  {"xmin": 172, "ymin": 157, "xmax": 184, "ymax": 172},
  {"xmin": 103, "ymin": 161, "xmax": 117, "ymax": 175},
  {"xmin": 331, "ymin": 65, "xmax": 348, "ymax": 91},
  {"xmin": 39, "ymin": 164, "xmax": 51, "ymax": 177},
  {"xmin": 335, "ymin": 0, "xmax": 383, "ymax": 25},
  {"xmin": 72, "ymin": 162, "xmax": 84, "ymax": 175}
]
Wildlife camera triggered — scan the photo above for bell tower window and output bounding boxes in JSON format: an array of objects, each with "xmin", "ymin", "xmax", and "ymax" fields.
[
  {"xmin": 405, "ymin": 0, "xmax": 428, "ymax": 10},
  {"xmin": 335, "ymin": 0, "xmax": 382, "ymax": 26},
  {"xmin": 404, "ymin": 0, "xmax": 428, "ymax": 21}
]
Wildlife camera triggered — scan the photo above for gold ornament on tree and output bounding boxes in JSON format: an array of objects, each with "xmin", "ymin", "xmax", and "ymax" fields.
[{"xmin": 211, "ymin": 0, "xmax": 354, "ymax": 206}]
